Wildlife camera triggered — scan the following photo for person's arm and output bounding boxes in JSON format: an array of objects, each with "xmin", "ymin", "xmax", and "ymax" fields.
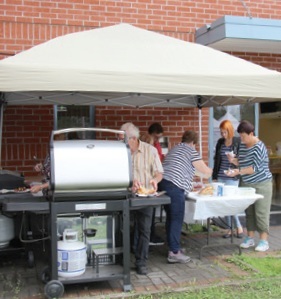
[
  {"xmin": 30, "ymin": 182, "xmax": 49, "ymax": 194},
  {"xmin": 225, "ymin": 165, "xmax": 255, "ymax": 177},
  {"xmin": 34, "ymin": 163, "xmax": 43, "ymax": 172},
  {"xmin": 150, "ymin": 172, "xmax": 163, "ymax": 190},
  {"xmin": 150, "ymin": 146, "xmax": 164, "ymax": 190},
  {"xmin": 193, "ymin": 159, "xmax": 213, "ymax": 179}
]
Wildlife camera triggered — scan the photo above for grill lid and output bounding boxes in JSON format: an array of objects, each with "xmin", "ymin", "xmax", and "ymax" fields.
[{"xmin": 50, "ymin": 128, "xmax": 133, "ymax": 199}]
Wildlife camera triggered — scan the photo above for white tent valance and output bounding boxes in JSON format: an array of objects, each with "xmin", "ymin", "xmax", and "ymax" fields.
[{"xmin": 0, "ymin": 23, "xmax": 281, "ymax": 108}]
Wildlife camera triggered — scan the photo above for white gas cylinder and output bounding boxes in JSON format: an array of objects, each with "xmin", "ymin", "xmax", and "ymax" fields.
[
  {"xmin": 0, "ymin": 214, "xmax": 15, "ymax": 248},
  {"xmin": 57, "ymin": 229, "xmax": 87, "ymax": 278}
]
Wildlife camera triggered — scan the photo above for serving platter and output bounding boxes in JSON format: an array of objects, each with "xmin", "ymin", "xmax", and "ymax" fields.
[
  {"xmin": 1, "ymin": 188, "xmax": 30, "ymax": 194},
  {"xmin": 136, "ymin": 192, "xmax": 158, "ymax": 197}
]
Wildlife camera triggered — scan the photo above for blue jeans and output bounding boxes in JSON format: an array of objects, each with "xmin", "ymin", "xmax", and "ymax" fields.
[
  {"xmin": 218, "ymin": 179, "xmax": 242, "ymax": 229},
  {"xmin": 159, "ymin": 179, "xmax": 185, "ymax": 253}
]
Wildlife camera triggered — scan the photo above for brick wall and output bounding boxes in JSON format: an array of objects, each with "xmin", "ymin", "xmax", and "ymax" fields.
[
  {"xmin": 1, "ymin": 0, "xmax": 281, "ymax": 58},
  {"xmin": 1, "ymin": 106, "xmax": 54, "ymax": 176},
  {"xmin": 95, "ymin": 106, "xmax": 209, "ymax": 148},
  {"xmin": 1, "ymin": 104, "xmax": 208, "ymax": 176},
  {"xmin": 0, "ymin": 0, "xmax": 281, "ymax": 176},
  {"xmin": 232, "ymin": 52, "xmax": 281, "ymax": 72}
]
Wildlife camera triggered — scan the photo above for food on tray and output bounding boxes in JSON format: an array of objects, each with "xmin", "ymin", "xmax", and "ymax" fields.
[
  {"xmin": 198, "ymin": 185, "xmax": 214, "ymax": 196},
  {"xmin": 14, "ymin": 186, "xmax": 27, "ymax": 192},
  {"xmin": 137, "ymin": 186, "xmax": 156, "ymax": 195}
]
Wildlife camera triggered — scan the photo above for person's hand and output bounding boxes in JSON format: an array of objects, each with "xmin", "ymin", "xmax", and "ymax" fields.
[
  {"xmin": 225, "ymin": 168, "xmax": 240, "ymax": 177},
  {"xmin": 30, "ymin": 182, "xmax": 49, "ymax": 193},
  {"xmin": 30, "ymin": 184, "xmax": 43, "ymax": 194},
  {"xmin": 132, "ymin": 180, "xmax": 143, "ymax": 193},
  {"xmin": 34, "ymin": 163, "xmax": 43, "ymax": 172},
  {"xmin": 149, "ymin": 178, "xmax": 158, "ymax": 191}
]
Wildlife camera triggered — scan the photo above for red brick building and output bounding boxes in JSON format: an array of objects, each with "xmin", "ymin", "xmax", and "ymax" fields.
[{"xmin": 0, "ymin": 0, "xmax": 281, "ymax": 176}]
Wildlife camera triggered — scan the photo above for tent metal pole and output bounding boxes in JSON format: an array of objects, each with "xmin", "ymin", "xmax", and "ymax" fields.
[
  {"xmin": 198, "ymin": 108, "xmax": 203, "ymax": 184},
  {"xmin": 0, "ymin": 100, "xmax": 3, "ymax": 168},
  {"xmin": 196, "ymin": 96, "xmax": 203, "ymax": 183},
  {"xmin": 198, "ymin": 108, "xmax": 202, "ymax": 158}
]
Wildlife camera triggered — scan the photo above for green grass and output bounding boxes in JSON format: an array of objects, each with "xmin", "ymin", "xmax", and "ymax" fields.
[
  {"xmin": 130, "ymin": 253, "xmax": 281, "ymax": 299},
  {"xmin": 130, "ymin": 279, "xmax": 281, "ymax": 299},
  {"xmin": 157, "ymin": 279, "xmax": 281, "ymax": 299},
  {"xmin": 183, "ymin": 223, "xmax": 220, "ymax": 233},
  {"xmin": 226, "ymin": 254, "xmax": 281, "ymax": 277}
]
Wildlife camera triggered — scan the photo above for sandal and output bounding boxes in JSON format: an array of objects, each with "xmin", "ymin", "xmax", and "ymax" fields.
[
  {"xmin": 222, "ymin": 232, "xmax": 231, "ymax": 238},
  {"xmin": 236, "ymin": 228, "xmax": 244, "ymax": 239}
]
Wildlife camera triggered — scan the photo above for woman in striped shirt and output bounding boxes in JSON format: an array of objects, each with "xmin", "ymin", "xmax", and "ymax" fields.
[
  {"xmin": 159, "ymin": 130, "xmax": 212, "ymax": 264},
  {"xmin": 226, "ymin": 120, "xmax": 272, "ymax": 252}
]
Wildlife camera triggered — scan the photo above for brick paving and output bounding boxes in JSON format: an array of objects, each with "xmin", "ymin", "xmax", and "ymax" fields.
[{"xmin": 0, "ymin": 224, "xmax": 281, "ymax": 299}]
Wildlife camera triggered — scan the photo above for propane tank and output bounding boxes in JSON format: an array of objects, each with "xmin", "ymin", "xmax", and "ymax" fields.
[
  {"xmin": 0, "ymin": 214, "xmax": 15, "ymax": 248},
  {"xmin": 57, "ymin": 229, "xmax": 87, "ymax": 278}
]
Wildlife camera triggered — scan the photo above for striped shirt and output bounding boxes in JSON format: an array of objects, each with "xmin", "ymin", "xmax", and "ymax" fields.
[
  {"xmin": 162, "ymin": 143, "xmax": 201, "ymax": 193},
  {"xmin": 238, "ymin": 141, "xmax": 272, "ymax": 183},
  {"xmin": 218, "ymin": 144, "xmax": 235, "ymax": 180},
  {"xmin": 131, "ymin": 140, "xmax": 163, "ymax": 188}
]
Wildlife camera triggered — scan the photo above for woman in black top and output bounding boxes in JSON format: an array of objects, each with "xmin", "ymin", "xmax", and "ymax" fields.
[{"xmin": 213, "ymin": 120, "xmax": 243, "ymax": 238}]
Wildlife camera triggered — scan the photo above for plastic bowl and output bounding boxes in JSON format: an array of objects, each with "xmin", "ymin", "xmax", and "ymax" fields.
[
  {"xmin": 237, "ymin": 187, "xmax": 256, "ymax": 196},
  {"xmin": 223, "ymin": 186, "xmax": 238, "ymax": 196}
]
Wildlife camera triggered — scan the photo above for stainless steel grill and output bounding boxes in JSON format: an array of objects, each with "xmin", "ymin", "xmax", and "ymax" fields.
[{"xmin": 50, "ymin": 128, "xmax": 133, "ymax": 200}]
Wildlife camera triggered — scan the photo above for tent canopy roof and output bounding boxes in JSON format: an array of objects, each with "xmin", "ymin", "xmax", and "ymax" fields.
[{"xmin": 0, "ymin": 23, "xmax": 281, "ymax": 108}]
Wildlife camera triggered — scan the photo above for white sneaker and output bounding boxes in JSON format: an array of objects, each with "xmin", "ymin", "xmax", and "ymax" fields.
[
  {"xmin": 240, "ymin": 237, "xmax": 255, "ymax": 249},
  {"xmin": 255, "ymin": 240, "xmax": 269, "ymax": 252},
  {"xmin": 167, "ymin": 251, "xmax": 191, "ymax": 264}
]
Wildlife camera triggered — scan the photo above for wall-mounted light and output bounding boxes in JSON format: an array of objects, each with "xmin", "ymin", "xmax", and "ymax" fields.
[{"xmin": 57, "ymin": 105, "xmax": 67, "ymax": 112}]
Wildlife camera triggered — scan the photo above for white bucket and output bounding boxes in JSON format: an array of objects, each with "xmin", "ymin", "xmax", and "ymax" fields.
[
  {"xmin": 223, "ymin": 186, "xmax": 238, "ymax": 196},
  {"xmin": 57, "ymin": 229, "xmax": 86, "ymax": 278}
]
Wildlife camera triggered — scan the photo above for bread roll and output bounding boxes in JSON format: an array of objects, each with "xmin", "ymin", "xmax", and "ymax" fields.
[
  {"xmin": 137, "ymin": 186, "xmax": 156, "ymax": 195},
  {"xmin": 199, "ymin": 185, "xmax": 214, "ymax": 195}
]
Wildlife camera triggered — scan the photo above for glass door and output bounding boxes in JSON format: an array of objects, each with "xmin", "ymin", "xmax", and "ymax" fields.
[{"xmin": 208, "ymin": 103, "xmax": 258, "ymax": 169}]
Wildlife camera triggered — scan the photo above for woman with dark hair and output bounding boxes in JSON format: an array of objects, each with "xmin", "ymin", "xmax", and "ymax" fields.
[
  {"xmin": 226, "ymin": 120, "xmax": 272, "ymax": 252},
  {"xmin": 159, "ymin": 130, "xmax": 212, "ymax": 263},
  {"xmin": 148, "ymin": 122, "xmax": 165, "ymax": 162},
  {"xmin": 213, "ymin": 120, "xmax": 243, "ymax": 238}
]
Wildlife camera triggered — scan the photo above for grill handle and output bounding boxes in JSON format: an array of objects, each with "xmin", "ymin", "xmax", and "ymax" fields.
[
  {"xmin": 53, "ymin": 127, "xmax": 125, "ymax": 135},
  {"xmin": 51, "ymin": 128, "xmax": 127, "ymax": 141}
]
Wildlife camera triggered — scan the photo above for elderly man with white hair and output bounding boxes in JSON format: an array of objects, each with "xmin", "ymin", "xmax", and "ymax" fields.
[{"xmin": 119, "ymin": 122, "xmax": 163, "ymax": 275}]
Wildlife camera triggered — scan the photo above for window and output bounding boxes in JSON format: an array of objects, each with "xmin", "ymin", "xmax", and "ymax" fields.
[{"xmin": 55, "ymin": 105, "xmax": 95, "ymax": 139}]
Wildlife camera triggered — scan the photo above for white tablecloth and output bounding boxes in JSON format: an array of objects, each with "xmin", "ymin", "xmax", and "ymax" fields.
[{"xmin": 185, "ymin": 192, "xmax": 263, "ymax": 223}]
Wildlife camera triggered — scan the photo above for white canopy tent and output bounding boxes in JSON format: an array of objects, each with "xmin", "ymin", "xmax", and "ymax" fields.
[
  {"xmin": 0, "ymin": 23, "xmax": 281, "ymax": 108},
  {"xmin": 0, "ymin": 23, "xmax": 281, "ymax": 166}
]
